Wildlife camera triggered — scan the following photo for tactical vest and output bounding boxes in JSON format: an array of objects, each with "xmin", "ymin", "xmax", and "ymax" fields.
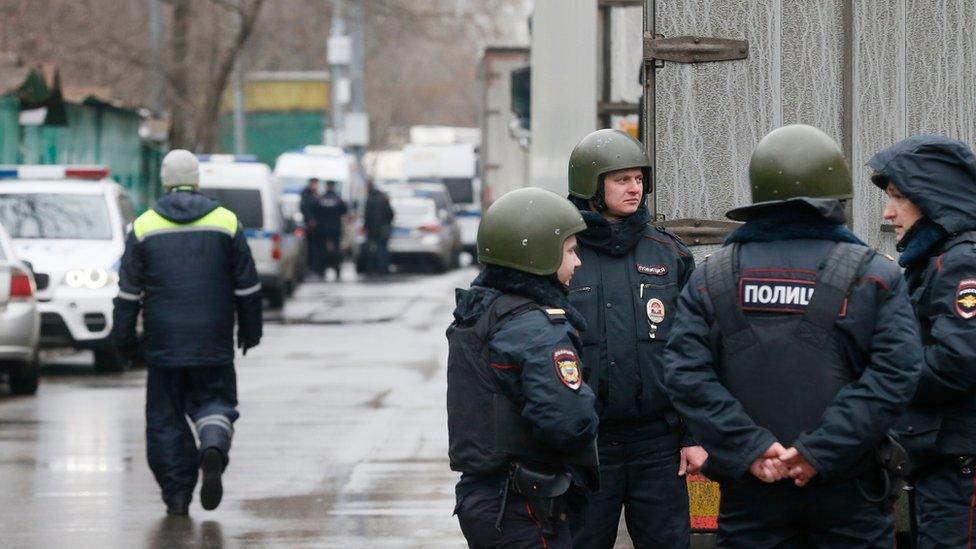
[
  {"xmin": 446, "ymin": 294, "xmax": 598, "ymax": 476},
  {"xmin": 705, "ymin": 242, "xmax": 873, "ymax": 446}
]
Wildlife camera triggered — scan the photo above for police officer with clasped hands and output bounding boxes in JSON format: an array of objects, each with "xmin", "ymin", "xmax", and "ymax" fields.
[{"xmin": 663, "ymin": 125, "xmax": 922, "ymax": 547}]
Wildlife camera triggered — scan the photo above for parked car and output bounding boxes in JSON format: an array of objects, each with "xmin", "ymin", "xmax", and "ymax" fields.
[
  {"xmin": 0, "ymin": 165, "xmax": 133, "ymax": 372},
  {"xmin": 0, "ymin": 222, "xmax": 40, "ymax": 394},
  {"xmin": 385, "ymin": 182, "xmax": 462, "ymax": 272},
  {"xmin": 198, "ymin": 155, "xmax": 304, "ymax": 308}
]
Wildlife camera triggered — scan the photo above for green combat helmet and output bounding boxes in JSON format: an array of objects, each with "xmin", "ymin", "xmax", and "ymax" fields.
[
  {"xmin": 478, "ymin": 187, "xmax": 586, "ymax": 275},
  {"xmin": 568, "ymin": 129, "xmax": 651, "ymax": 200},
  {"xmin": 749, "ymin": 124, "xmax": 852, "ymax": 203}
]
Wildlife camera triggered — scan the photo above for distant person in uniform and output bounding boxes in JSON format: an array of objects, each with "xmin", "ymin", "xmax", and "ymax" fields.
[
  {"xmin": 316, "ymin": 180, "xmax": 348, "ymax": 281},
  {"xmin": 300, "ymin": 178, "xmax": 324, "ymax": 277},
  {"xmin": 871, "ymin": 136, "xmax": 976, "ymax": 548},
  {"xmin": 448, "ymin": 187, "xmax": 599, "ymax": 549},
  {"xmin": 663, "ymin": 125, "xmax": 922, "ymax": 548},
  {"xmin": 362, "ymin": 180, "xmax": 395, "ymax": 275},
  {"xmin": 112, "ymin": 150, "xmax": 263, "ymax": 516}
]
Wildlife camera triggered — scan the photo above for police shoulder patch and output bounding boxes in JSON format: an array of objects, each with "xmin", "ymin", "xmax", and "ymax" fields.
[
  {"xmin": 955, "ymin": 279, "xmax": 976, "ymax": 319},
  {"xmin": 552, "ymin": 348, "xmax": 581, "ymax": 391}
]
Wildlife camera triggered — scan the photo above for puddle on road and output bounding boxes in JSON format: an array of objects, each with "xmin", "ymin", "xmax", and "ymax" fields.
[{"xmin": 242, "ymin": 493, "xmax": 336, "ymax": 520}]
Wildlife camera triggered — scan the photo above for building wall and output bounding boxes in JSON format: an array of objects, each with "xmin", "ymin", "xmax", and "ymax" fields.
[
  {"xmin": 3, "ymin": 98, "xmax": 161, "ymax": 212},
  {"xmin": 218, "ymin": 110, "xmax": 326, "ymax": 167},
  {"xmin": 531, "ymin": 1, "xmax": 976, "ymax": 254},
  {"xmin": 530, "ymin": 0, "xmax": 598, "ymax": 194},
  {"xmin": 479, "ymin": 48, "xmax": 530, "ymax": 205}
]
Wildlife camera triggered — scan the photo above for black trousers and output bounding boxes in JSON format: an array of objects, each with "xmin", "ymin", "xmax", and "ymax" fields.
[
  {"xmin": 306, "ymin": 234, "xmax": 326, "ymax": 276},
  {"xmin": 145, "ymin": 366, "xmax": 238, "ymax": 506},
  {"xmin": 717, "ymin": 477, "xmax": 893, "ymax": 548},
  {"xmin": 457, "ymin": 486, "xmax": 573, "ymax": 549},
  {"xmin": 913, "ymin": 457, "xmax": 976, "ymax": 548},
  {"xmin": 572, "ymin": 431, "xmax": 690, "ymax": 549},
  {"xmin": 323, "ymin": 233, "xmax": 342, "ymax": 274}
]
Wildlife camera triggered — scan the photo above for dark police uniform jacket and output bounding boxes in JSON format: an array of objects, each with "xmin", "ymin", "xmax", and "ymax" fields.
[
  {"xmin": 869, "ymin": 136, "xmax": 976, "ymax": 457},
  {"xmin": 663, "ymin": 198, "xmax": 922, "ymax": 481},
  {"xmin": 569, "ymin": 207, "xmax": 694, "ymax": 438},
  {"xmin": 111, "ymin": 190, "xmax": 263, "ymax": 368},
  {"xmin": 448, "ymin": 280, "xmax": 599, "ymax": 497}
]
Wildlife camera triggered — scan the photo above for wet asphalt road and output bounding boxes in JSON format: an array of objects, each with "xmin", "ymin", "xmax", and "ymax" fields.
[{"xmin": 0, "ymin": 265, "xmax": 478, "ymax": 548}]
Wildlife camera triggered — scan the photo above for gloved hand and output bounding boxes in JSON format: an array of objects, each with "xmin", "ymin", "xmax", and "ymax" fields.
[{"xmin": 238, "ymin": 338, "xmax": 260, "ymax": 356}]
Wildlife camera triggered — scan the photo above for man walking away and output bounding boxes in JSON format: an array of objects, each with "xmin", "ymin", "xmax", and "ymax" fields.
[
  {"xmin": 112, "ymin": 149, "xmax": 263, "ymax": 516},
  {"xmin": 362, "ymin": 180, "xmax": 395, "ymax": 275},
  {"xmin": 317, "ymin": 180, "xmax": 348, "ymax": 281}
]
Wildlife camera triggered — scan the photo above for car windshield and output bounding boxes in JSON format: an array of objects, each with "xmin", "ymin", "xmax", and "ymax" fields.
[
  {"xmin": 0, "ymin": 193, "xmax": 113, "ymax": 240},
  {"xmin": 200, "ymin": 188, "xmax": 264, "ymax": 229}
]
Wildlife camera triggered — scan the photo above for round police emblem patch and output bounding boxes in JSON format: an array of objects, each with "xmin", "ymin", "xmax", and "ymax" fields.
[
  {"xmin": 647, "ymin": 298, "xmax": 666, "ymax": 324},
  {"xmin": 552, "ymin": 349, "xmax": 581, "ymax": 391},
  {"xmin": 956, "ymin": 279, "xmax": 976, "ymax": 319}
]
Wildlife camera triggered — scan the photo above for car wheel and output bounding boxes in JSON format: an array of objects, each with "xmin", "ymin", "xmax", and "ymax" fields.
[
  {"xmin": 93, "ymin": 347, "xmax": 131, "ymax": 373},
  {"xmin": 7, "ymin": 358, "xmax": 39, "ymax": 395}
]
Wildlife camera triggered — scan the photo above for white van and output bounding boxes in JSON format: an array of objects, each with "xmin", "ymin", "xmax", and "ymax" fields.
[
  {"xmin": 402, "ymin": 142, "xmax": 481, "ymax": 253},
  {"xmin": 273, "ymin": 146, "xmax": 365, "ymax": 257},
  {"xmin": 197, "ymin": 155, "xmax": 304, "ymax": 308}
]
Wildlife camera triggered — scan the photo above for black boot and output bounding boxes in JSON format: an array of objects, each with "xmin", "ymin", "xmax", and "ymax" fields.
[
  {"xmin": 165, "ymin": 494, "xmax": 191, "ymax": 516},
  {"xmin": 200, "ymin": 448, "xmax": 224, "ymax": 511}
]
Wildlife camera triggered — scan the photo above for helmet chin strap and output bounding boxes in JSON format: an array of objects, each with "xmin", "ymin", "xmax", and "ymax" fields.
[{"xmin": 591, "ymin": 177, "xmax": 608, "ymax": 212}]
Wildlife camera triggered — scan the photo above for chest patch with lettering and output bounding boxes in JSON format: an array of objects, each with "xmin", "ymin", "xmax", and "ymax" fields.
[
  {"xmin": 739, "ymin": 277, "xmax": 847, "ymax": 316},
  {"xmin": 636, "ymin": 263, "xmax": 668, "ymax": 276},
  {"xmin": 955, "ymin": 279, "xmax": 976, "ymax": 319},
  {"xmin": 552, "ymin": 349, "xmax": 582, "ymax": 391}
]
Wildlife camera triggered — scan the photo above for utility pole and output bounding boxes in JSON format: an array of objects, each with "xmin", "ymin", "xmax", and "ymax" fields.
[
  {"xmin": 148, "ymin": 0, "xmax": 164, "ymax": 115},
  {"xmin": 346, "ymin": 0, "xmax": 366, "ymax": 163},
  {"xmin": 327, "ymin": 0, "xmax": 348, "ymax": 147}
]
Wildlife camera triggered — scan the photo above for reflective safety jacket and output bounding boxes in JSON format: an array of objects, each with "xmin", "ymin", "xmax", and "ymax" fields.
[
  {"xmin": 111, "ymin": 190, "xmax": 263, "ymax": 368},
  {"xmin": 664, "ymin": 203, "xmax": 921, "ymax": 482}
]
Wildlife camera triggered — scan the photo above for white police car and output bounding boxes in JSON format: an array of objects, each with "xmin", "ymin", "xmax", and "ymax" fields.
[{"xmin": 0, "ymin": 165, "xmax": 136, "ymax": 372}]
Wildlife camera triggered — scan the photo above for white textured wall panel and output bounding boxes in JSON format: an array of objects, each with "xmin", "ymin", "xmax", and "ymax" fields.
[{"xmin": 530, "ymin": 0, "xmax": 598, "ymax": 194}]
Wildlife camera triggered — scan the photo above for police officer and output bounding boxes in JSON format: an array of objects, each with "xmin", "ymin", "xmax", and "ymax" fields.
[
  {"xmin": 663, "ymin": 125, "xmax": 922, "ymax": 547},
  {"xmin": 300, "ymin": 177, "xmax": 324, "ymax": 276},
  {"xmin": 870, "ymin": 136, "xmax": 976, "ymax": 547},
  {"xmin": 316, "ymin": 180, "xmax": 348, "ymax": 281},
  {"xmin": 448, "ymin": 187, "xmax": 599, "ymax": 548},
  {"xmin": 112, "ymin": 150, "xmax": 263, "ymax": 516},
  {"xmin": 565, "ymin": 129, "xmax": 701, "ymax": 549}
]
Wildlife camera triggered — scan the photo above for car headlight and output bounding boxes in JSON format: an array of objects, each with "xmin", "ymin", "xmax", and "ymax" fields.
[{"xmin": 64, "ymin": 268, "xmax": 115, "ymax": 290}]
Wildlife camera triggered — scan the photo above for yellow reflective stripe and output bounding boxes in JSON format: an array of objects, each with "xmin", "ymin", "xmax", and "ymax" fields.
[{"xmin": 133, "ymin": 207, "xmax": 239, "ymax": 241}]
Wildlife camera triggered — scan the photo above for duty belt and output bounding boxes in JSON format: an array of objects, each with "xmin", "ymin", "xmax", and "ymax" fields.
[{"xmin": 494, "ymin": 462, "xmax": 572, "ymax": 537}]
